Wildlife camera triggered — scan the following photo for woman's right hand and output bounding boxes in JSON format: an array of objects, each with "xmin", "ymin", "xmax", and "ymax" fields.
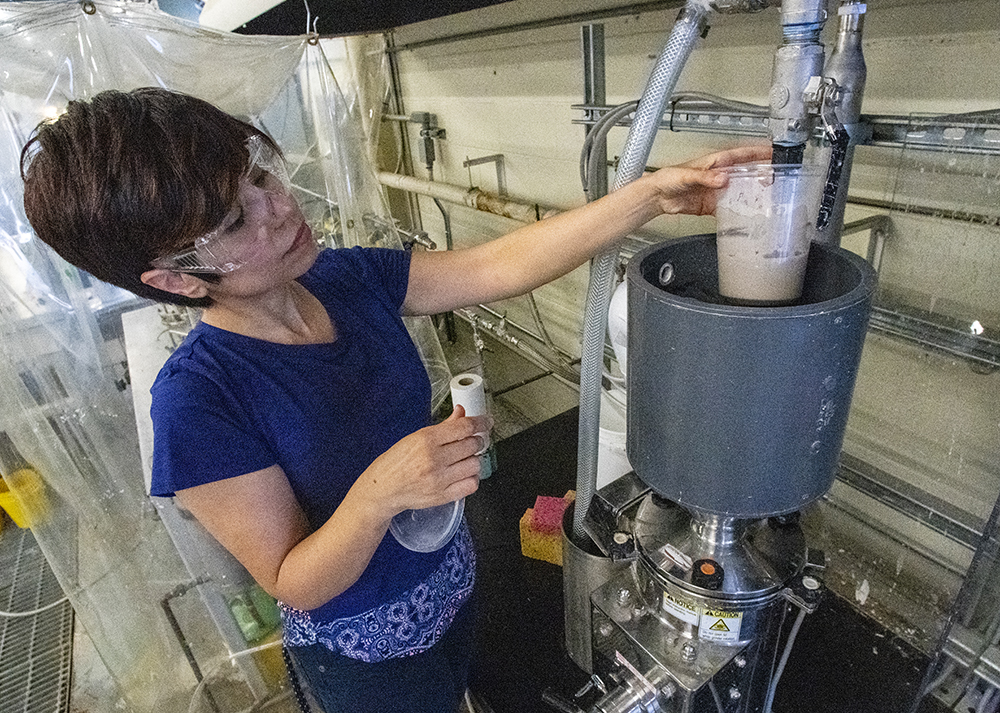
[
  {"xmin": 359, "ymin": 406, "xmax": 491, "ymax": 518},
  {"xmin": 645, "ymin": 143, "xmax": 773, "ymax": 217},
  {"xmin": 174, "ymin": 405, "xmax": 491, "ymax": 610}
]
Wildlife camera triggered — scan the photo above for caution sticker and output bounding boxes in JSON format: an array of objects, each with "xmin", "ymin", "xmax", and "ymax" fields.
[
  {"xmin": 699, "ymin": 608, "xmax": 743, "ymax": 643},
  {"xmin": 663, "ymin": 592, "xmax": 700, "ymax": 626}
]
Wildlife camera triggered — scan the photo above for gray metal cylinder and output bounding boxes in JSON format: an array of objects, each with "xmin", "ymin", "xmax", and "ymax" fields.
[
  {"xmin": 768, "ymin": 42, "xmax": 825, "ymax": 147},
  {"xmin": 562, "ymin": 503, "xmax": 629, "ymax": 673},
  {"xmin": 814, "ymin": 5, "xmax": 868, "ymax": 246},
  {"xmin": 625, "ymin": 234, "xmax": 876, "ymax": 518}
]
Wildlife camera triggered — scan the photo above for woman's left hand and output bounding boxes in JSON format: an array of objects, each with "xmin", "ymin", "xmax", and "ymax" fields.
[{"xmin": 647, "ymin": 143, "xmax": 773, "ymax": 217}]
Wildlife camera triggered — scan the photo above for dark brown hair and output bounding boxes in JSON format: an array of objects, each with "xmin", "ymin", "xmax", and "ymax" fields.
[{"xmin": 20, "ymin": 88, "xmax": 279, "ymax": 307}]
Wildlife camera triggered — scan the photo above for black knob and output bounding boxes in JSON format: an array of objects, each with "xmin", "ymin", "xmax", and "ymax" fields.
[{"xmin": 692, "ymin": 559, "xmax": 725, "ymax": 590}]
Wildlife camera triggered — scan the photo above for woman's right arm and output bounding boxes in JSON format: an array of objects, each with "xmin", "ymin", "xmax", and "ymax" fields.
[{"xmin": 175, "ymin": 407, "xmax": 488, "ymax": 611}]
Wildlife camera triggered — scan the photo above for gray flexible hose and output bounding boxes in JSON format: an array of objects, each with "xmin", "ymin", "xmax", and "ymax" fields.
[
  {"xmin": 762, "ymin": 607, "xmax": 807, "ymax": 713},
  {"xmin": 580, "ymin": 100, "xmax": 638, "ymax": 198},
  {"xmin": 573, "ymin": 2, "xmax": 710, "ymax": 541}
]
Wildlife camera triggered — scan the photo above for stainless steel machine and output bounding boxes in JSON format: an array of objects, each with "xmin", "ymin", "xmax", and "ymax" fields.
[
  {"xmin": 576, "ymin": 236, "xmax": 877, "ymax": 713},
  {"xmin": 563, "ymin": 2, "xmax": 879, "ymax": 711}
]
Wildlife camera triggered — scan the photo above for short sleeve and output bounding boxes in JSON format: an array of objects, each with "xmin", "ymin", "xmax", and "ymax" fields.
[
  {"xmin": 149, "ymin": 367, "xmax": 277, "ymax": 496},
  {"xmin": 302, "ymin": 247, "xmax": 411, "ymax": 312}
]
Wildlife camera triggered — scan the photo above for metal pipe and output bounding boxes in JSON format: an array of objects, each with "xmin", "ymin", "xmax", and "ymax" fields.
[
  {"xmin": 768, "ymin": 0, "xmax": 827, "ymax": 163},
  {"xmin": 388, "ymin": 1, "xmax": 690, "ymax": 53},
  {"xmin": 526, "ymin": 291, "xmax": 566, "ymax": 365},
  {"xmin": 846, "ymin": 195, "xmax": 999, "ymax": 227},
  {"xmin": 161, "ymin": 578, "xmax": 221, "ymax": 713},
  {"xmin": 455, "ymin": 308, "xmax": 580, "ymax": 384},
  {"xmin": 582, "ymin": 24, "xmax": 609, "ymax": 200},
  {"xmin": 376, "ymin": 171, "xmax": 558, "ymax": 224},
  {"xmin": 474, "ymin": 303, "xmax": 577, "ymax": 364},
  {"xmin": 378, "ymin": 171, "xmax": 475, "ymax": 206},
  {"xmin": 432, "ymin": 195, "xmax": 458, "ymax": 343},
  {"xmin": 814, "ymin": 1, "xmax": 868, "ymax": 245},
  {"xmin": 710, "ymin": 0, "xmax": 779, "ymax": 12}
]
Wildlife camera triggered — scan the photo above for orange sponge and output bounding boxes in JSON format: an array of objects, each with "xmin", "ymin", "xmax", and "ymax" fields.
[{"xmin": 519, "ymin": 491, "xmax": 575, "ymax": 566}]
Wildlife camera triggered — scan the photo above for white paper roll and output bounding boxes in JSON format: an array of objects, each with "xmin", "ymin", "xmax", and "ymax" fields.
[{"xmin": 450, "ymin": 373, "xmax": 487, "ymax": 417}]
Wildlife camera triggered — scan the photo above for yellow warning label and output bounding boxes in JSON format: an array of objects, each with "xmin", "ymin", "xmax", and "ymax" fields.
[
  {"xmin": 709, "ymin": 618, "xmax": 730, "ymax": 632},
  {"xmin": 699, "ymin": 609, "xmax": 743, "ymax": 642},
  {"xmin": 703, "ymin": 608, "xmax": 741, "ymax": 619}
]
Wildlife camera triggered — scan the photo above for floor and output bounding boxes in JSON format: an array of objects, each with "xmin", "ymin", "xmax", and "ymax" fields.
[
  {"xmin": 0, "ymin": 315, "xmax": 578, "ymax": 713},
  {"xmin": 0, "ymin": 525, "xmax": 74, "ymax": 713}
]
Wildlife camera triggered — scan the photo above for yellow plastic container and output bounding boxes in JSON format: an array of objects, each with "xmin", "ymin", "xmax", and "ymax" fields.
[
  {"xmin": 0, "ymin": 477, "xmax": 30, "ymax": 528},
  {"xmin": 0, "ymin": 433, "xmax": 50, "ymax": 529},
  {"xmin": 0, "ymin": 468, "xmax": 48, "ymax": 529}
]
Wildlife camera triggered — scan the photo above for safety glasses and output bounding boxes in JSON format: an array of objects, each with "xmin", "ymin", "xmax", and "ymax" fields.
[{"xmin": 151, "ymin": 135, "xmax": 293, "ymax": 275}]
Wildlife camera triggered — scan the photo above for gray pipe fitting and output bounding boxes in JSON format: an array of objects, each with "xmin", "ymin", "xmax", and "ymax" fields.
[{"xmin": 780, "ymin": 0, "xmax": 829, "ymax": 28}]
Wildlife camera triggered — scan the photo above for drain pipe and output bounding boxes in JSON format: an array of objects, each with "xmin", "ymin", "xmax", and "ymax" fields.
[{"xmin": 572, "ymin": 0, "xmax": 712, "ymax": 542}]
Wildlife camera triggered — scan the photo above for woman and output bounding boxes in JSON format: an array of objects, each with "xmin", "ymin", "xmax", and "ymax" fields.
[{"xmin": 20, "ymin": 88, "xmax": 768, "ymax": 712}]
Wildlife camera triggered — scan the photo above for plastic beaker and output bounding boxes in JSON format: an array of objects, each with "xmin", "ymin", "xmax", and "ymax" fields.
[{"xmin": 715, "ymin": 163, "xmax": 824, "ymax": 304}]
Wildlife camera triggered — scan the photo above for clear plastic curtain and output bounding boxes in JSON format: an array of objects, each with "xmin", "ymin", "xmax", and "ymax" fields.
[
  {"xmin": 0, "ymin": 2, "xmax": 448, "ymax": 710},
  {"xmin": 289, "ymin": 37, "xmax": 452, "ymax": 404}
]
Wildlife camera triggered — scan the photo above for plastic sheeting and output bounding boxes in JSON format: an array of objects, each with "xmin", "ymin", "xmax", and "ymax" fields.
[{"xmin": 0, "ymin": 2, "xmax": 449, "ymax": 710}]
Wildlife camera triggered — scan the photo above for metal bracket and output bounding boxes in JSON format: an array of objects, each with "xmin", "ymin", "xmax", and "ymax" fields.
[
  {"xmin": 781, "ymin": 569, "xmax": 825, "ymax": 614},
  {"xmin": 463, "ymin": 153, "xmax": 507, "ymax": 196},
  {"xmin": 582, "ymin": 470, "xmax": 650, "ymax": 559},
  {"xmin": 840, "ymin": 214, "xmax": 891, "ymax": 273}
]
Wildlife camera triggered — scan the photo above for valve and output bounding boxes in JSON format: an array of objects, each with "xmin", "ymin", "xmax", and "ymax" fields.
[
  {"xmin": 804, "ymin": 76, "xmax": 852, "ymax": 229},
  {"xmin": 410, "ymin": 112, "xmax": 446, "ymax": 174}
]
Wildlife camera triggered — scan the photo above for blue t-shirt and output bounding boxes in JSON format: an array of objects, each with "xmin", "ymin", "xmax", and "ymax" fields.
[{"xmin": 149, "ymin": 247, "xmax": 475, "ymax": 659}]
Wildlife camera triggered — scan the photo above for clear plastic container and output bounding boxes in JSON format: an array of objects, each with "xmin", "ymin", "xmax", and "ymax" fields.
[
  {"xmin": 389, "ymin": 499, "xmax": 464, "ymax": 553},
  {"xmin": 390, "ymin": 372, "xmax": 492, "ymax": 552},
  {"xmin": 715, "ymin": 163, "xmax": 824, "ymax": 305}
]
